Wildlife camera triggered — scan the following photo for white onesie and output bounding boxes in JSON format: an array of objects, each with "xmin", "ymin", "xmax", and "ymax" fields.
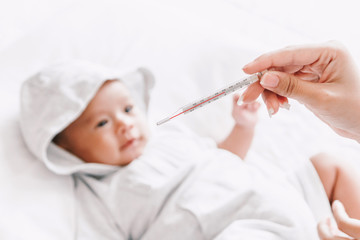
[
  {"xmin": 21, "ymin": 62, "xmax": 331, "ymax": 239},
  {"xmin": 90, "ymin": 124, "xmax": 331, "ymax": 240}
]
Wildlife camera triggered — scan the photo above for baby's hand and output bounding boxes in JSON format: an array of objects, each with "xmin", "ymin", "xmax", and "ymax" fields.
[{"xmin": 232, "ymin": 93, "xmax": 261, "ymax": 128}]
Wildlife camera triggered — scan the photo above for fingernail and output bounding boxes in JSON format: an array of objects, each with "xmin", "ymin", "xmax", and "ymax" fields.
[
  {"xmin": 237, "ymin": 95, "xmax": 244, "ymax": 105},
  {"xmin": 260, "ymin": 73, "xmax": 279, "ymax": 88},
  {"xmin": 332, "ymin": 200, "xmax": 341, "ymax": 208},
  {"xmin": 242, "ymin": 63, "xmax": 251, "ymax": 70},
  {"xmin": 268, "ymin": 108, "xmax": 274, "ymax": 118},
  {"xmin": 280, "ymin": 102, "xmax": 291, "ymax": 110}
]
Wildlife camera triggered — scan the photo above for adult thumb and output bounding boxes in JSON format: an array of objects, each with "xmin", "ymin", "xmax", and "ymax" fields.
[{"xmin": 260, "ymin": 71, "xmax": 319, "ymax": 103}]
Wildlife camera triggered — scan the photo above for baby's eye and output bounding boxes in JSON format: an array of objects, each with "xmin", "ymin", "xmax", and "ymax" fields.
[
  {"xmin": 96, "ymin": 120, "xmax": 108, "ymax": 128},
  {"xmin": 125, "ymin": 105, "xmax": 133, "ymax": 113}
]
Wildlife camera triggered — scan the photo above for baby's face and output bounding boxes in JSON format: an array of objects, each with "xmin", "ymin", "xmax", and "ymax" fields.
[{"xmin": 56, "ymin": 80, "xmax": 150, "ymax": 166}]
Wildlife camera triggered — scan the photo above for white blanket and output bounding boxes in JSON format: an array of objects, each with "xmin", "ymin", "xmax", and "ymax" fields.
[
  {"xmin": 17, "ymin": 58, "xmax": 330, "ymax": 239},
  {"xmin": 72, "ymin": 123, "xmax": 330, "ymax": 239},
  {"xmin": 1, "ymin": 0, "xmax": 360, "ymax": 239}
]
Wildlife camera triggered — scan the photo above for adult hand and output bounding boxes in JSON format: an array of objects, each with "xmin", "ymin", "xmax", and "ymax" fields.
[
  {"xmin": 241, "ymin": 41, "xmax": 360, "ymax": 142},
  {"xmin": 318, "ymin": 200, "xmax": 360, "ymax": 240}
]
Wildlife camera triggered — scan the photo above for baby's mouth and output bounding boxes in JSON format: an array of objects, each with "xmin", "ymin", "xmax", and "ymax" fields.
[{"xmin": 120, "ymin": 137, "xmax": 141, "ymax": 150}]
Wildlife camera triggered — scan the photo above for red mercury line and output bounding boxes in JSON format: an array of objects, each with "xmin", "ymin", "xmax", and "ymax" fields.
[{"xmin": 169, "ymin": 91, "xmax": 226, "ymax": 120}]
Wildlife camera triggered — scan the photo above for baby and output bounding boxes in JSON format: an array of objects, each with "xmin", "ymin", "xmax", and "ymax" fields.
[
  {"xmin": 20, "ymin": 61, "xmax": 360, "ymax": 240},
  {"xmin": 52, "ymin": 79, "xmax": 258, "ymax": 166}
]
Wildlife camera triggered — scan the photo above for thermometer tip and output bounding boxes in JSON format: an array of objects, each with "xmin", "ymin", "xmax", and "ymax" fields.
[{"xmin": 156, "ymin": 117, "xmax": 171, "ymax": 126}]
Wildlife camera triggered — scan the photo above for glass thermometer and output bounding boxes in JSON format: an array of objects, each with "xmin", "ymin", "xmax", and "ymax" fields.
[{"xmin": 157, "ymin": 71, "xmax": 266, "ymax": 126}]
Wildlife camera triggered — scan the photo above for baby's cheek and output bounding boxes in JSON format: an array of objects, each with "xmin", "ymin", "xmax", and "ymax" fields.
[
  {"xmin": 139, "ymin": 117, "xmax": 150, "ymax": 135},
  {"xmin": 94, "ymin": 135, "xmax": 118, "ymax": 154}
]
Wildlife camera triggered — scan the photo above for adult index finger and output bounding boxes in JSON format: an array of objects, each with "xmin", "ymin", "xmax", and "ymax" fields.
[{"xmin": 242, "ymin": 43, "xmax": 333, "ymax": 74}]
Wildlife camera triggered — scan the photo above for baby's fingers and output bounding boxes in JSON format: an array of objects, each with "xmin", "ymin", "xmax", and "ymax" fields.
[
  {"xmin": 233, "ymin": 92, "xmax": 241, "ymax": 104},
  {"xmin": 317, "ymin": 218, "xmax": 352, "ymax": 240},
  {"xmin": 246, "ymin": 101, "xmax": 261, "ymax": 112},
  {"xmin": 332, "ymin": 200, "xmax": 360, "ymax": 239}
]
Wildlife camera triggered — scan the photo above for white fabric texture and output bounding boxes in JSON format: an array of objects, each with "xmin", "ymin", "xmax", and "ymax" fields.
[
  {"xmin": 2, "ymin": 0, "xmax": 360, "ymax": 239},
  {"xmin": 18, "ymin": 59, "xmax": 330, "ymax": 239},
  {"xmin": 18, "ymin": 61, "xmax": 156, "ymax": 239},
  {"xmin": 102, "ymin": 124, "xmax": 328, "ymax": 240},
  {"xmin": 20, "ymin": 60, "xmax": 154, "ymax": 175}
]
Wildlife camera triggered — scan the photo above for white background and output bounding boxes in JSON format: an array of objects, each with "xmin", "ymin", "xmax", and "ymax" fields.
[
  {"xmin": 1, "ymin": 1, "xmax": 360, "ymax": 238},
  {"xmin": 1, "ymin": 0, "xmax": 359, "ymax": 60}
]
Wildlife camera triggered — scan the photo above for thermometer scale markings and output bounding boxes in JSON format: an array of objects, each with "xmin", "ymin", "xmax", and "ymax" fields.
[
  {"xmin": 169, "ymin": 91, "xmax": 226, "ymax": 120},
  {"xmin": 157, "ymin": 71, "xmax": 265, "ymax": 126}
]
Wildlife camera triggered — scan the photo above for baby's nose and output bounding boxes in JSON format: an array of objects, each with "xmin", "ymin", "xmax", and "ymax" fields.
[{"xmin": 116, "ymin": 116, "xmax": 134, "ymax": 135}]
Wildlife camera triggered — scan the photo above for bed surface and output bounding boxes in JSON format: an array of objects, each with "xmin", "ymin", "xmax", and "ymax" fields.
[{"xmin": 1, "ymin": 0, "xmax": 360, "ymax": 238}]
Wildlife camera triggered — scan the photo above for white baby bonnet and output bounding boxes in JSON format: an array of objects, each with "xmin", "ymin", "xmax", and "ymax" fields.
[{"xmin": 20, "ymin": 60, "xmax": 154, "ymax": 175}]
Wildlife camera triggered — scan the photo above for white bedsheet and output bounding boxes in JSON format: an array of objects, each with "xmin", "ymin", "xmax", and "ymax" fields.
[{"xmin": 1, "ymin": 0, "xmax": 360, "ymax": 239}]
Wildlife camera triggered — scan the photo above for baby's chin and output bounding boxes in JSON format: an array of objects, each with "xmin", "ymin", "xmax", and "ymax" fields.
[
  {"xmin": 119, "ymin": 138, "xmax": 147, "ymax": 166},
  {"xmin": 118, "ymin": 152, "xmax": 142, "ymax": 166}
]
